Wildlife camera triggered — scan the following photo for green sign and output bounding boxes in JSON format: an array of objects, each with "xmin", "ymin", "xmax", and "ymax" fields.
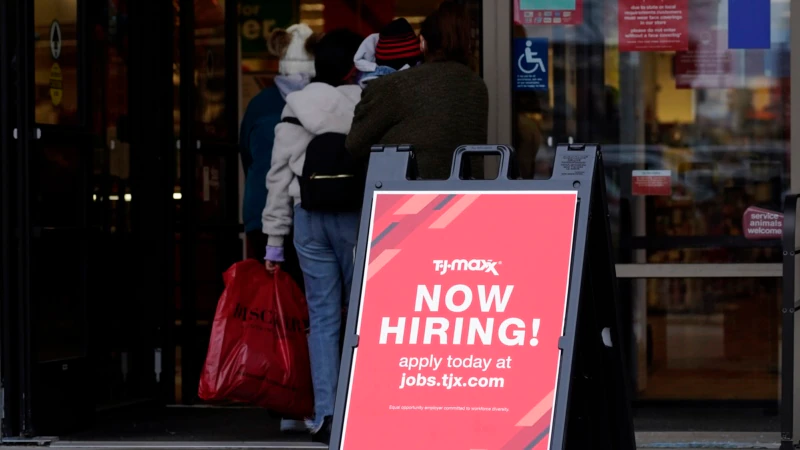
[{"xmin": 239, "ymin": 1, "xmax": 295, "ymax": 56}]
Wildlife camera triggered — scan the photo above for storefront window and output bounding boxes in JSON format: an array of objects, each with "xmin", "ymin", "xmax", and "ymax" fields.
[
  {"xmin": 627, "ymin": 277, "xmax": 779, "ymax": 401},
  {"xmin": 195, "ymin": 0, "xmax": 228, "ymax": 140},
  {"xmin": 511, "ymin": 0, "xmax": 789, "ymax": 402},
  {"xmin": 240, "ymin": 0, "xmax": 482, "ymax": 110},
  {"xmin": 34, "ymin": 0, "xmax": 79, "ymax": 125}
]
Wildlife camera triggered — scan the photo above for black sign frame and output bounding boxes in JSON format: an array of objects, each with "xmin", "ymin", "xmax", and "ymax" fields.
[{"xmin": 330, "ymin": 144, "xmax": 636, "ymax": 450}]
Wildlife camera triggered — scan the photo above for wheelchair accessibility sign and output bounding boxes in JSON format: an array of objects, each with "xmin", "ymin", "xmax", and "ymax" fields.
[{"xmin": 514, "ymin": 38, "xmax": 548, "ymax": 91}]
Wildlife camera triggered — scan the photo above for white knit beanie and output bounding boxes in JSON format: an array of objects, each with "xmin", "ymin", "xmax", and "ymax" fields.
[{"xmin": 279, "ymin": 24, "xmax": 316, "ymax": 77}]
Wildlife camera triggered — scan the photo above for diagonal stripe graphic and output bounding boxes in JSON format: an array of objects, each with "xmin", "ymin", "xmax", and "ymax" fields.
[
  {"xmin": 429, "ymin": 194, "xmax": 480, "ymax": 229},
  {"xmin": 394, "ymin": 194, "xmax": 439, "ymax": 215},
  {"xmin": 370, "ymin": 194, "xmax": 427, "ymax": 250},
  {"xmin": 366, "ymin": 249, "xmax": 401, "ymax": 280},
  {"xmin": 525, "ymin": 426, "xmax": 551, "ymax": 449},
  {"xmin": 370, "ymin": 194, "xmax": 451, "ymax": 256},
  {"xmin": 501, "ymin": 412, "xmax": 551, "ymax": 450},
  {"xmin": 372, "ymin": 193, "xmax": 407, "ymax": 223},
  {"xmin": 515, "ymin": 389, "xmax": 555, "ymax": 427},
  {"xmin": 371, "ymin": 222, "xmax": 399, "ymax": 247},
  {"xmin": 433, "ymin": 194, "xmax": 456, "ymax": 210}
]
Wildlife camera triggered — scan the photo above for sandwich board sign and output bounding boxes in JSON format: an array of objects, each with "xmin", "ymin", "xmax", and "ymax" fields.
[{"xmin": 330, "ymin": 144, "xmax": 636, "ymax": 450}]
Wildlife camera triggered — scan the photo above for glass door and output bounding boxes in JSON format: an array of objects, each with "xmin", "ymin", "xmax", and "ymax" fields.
[
  {"xmin": 86, "ymin": 0, "xmax": 170, "ymax": 412},
  {"xmin": 1, "ymin": 0, "xmax": 18, "ymax": 438},
  {"xmin": 4, "ymin": 0, "xmax": 177, "ymax": 437},
  {"xmin": 12, "ymin": 0, "xmax": 95, "ymax": 435},
  {"xmin": 498, "ymin": 0, "xmax": 791, "ymax": 409},
  {"xmin": 175, "ymin": 0, "xmax": 240, "ymax": 404}
]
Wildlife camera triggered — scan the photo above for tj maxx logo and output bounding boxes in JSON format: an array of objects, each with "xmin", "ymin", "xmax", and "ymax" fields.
[{"xmin": 432, "ymin": 259, "xmax": 501, "ymax": 276}]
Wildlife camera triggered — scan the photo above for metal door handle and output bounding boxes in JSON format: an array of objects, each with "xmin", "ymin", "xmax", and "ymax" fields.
[
  {"xmin": 14, "ymin": 128, "xmax": 42, "ymax": 140},
  {"xmin": 154, "ymin": 348, "xmax": 162, "ymax": 383}
]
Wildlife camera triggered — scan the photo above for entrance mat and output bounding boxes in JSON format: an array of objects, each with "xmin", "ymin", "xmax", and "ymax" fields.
[
  {"xmin": 60, "ymin": 406, "xmax": 312, "ymax": 442},
  {"xmin": 636, "ymin": 432, "xmax": 779, "ymax": 449},
  {"xmin": 633, "ymin": 406, "xmax": 779, "ymax": 432}
]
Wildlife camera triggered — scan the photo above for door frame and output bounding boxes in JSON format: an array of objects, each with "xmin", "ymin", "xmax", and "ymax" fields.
[
  {"xmin": 791, "ymin": 0, "xmax": 800, "ymax": 435},
  {"xmin": 9, "ymin": 0, "xmax": 36, "ymax": 437},
  {"xmin": 488, "ymin": 0, "xmax": 511, "ymax": 146},
  {"xmin": 0, "ymin": 0, "xmax": 17, "ymax": 439},
  {"xmin": 482, "ymin": 0, "xmax": 498, "ymax": 144}
]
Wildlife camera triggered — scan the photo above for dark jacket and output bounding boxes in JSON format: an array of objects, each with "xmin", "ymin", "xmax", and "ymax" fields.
[
  {"xmin": 345, "ymin": 61, "xmax": 489, "ymax": 179},
  {"xmin": 240, "ymin": 86, "xmax": 284, "ymax": 233},
  {"xmin": 239, "ymin": 75, "xmax": 309, "ymax": 233}
]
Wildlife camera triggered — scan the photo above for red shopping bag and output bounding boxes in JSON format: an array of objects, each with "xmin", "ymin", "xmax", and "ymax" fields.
[{"xmin": 198, "ymin": 259, "xmax": 313, "ymax": 417}]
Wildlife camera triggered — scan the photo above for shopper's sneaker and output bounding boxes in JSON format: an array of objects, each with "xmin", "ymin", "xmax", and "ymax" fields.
[
  {"xmin": 310, "ymin": 416, "xmax": 333, "ymax": 445},
  {"xmin": 280, "ymin": 418, "xmax": 307, "ymax": 434}
]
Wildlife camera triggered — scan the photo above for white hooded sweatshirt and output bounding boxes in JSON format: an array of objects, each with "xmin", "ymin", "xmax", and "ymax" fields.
[{"xmin": 262, "ymin": 82, "xmax": 363, "ymax": 248}]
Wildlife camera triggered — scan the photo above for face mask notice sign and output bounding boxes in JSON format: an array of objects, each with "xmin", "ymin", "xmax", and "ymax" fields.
[
  {"xmin": 330, "ymin": 145, "xmax": 636, "ymax": 450},
  {"xmin": 618, "ymin": 0, "xmax": 688, "ymax": 52}
]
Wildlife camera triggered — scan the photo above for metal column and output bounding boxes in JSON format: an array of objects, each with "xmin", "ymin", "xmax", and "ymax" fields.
[{"xmin": 791, "ymin": 0, "xmax": 800, "ymax": 440}]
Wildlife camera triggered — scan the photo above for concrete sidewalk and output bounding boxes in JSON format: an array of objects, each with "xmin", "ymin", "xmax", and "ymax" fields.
[
  {"xmin": 30, "ymin": 432, "xmax": 782, "ymax": 449},
  {"xmin": 2, "ymin": 431, "xmax": 782, "ymax": 449}
]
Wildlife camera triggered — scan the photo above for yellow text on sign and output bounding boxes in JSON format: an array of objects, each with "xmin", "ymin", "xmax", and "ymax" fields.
[{"xmin": 49, "ymin": 62, "xmax": 63, "ymax": 106}]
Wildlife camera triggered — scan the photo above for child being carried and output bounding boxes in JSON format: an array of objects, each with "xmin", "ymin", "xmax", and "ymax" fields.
[{"xmin": 354, "ymin": 18, "xmax": 423, "ymax": 88}]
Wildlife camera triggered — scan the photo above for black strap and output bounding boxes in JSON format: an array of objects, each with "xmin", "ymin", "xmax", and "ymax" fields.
[{"xmin": 282, "ymin": 117, "xmax": 302, "ymax": 126}]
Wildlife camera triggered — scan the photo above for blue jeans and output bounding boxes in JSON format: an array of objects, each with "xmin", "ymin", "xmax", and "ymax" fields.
[{"xmin": 293, "ymin": 204, "xmax": 359, "ymax": 430}]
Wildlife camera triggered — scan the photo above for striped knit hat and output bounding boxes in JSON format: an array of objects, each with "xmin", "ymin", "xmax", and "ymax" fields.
[{"xmin": 375, "ymin": 18, "xmax": 423, "ymax": 71}]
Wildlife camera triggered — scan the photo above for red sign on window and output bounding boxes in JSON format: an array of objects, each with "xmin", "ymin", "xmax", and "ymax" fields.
[
  {"xmin": 515, "ymin": 0, "xmax": 583, "ymax": 26},
  {"xmin": 742, "ymin": 206, "xmax": 783, "ymax": 240},
  {"xmin": 632, "ymin": 170, "xmax": 672, "ymax": 196},
  {"xmin": 618, "ymin": 0, "xmax": 688, "ymax": 52},
  {"xmin": 338, "ymin": 191, "xmax": 577, "ymax": 450},
  {"xmin": 674, "ymin": 29, "xmax": 737, "ymax": 89}
]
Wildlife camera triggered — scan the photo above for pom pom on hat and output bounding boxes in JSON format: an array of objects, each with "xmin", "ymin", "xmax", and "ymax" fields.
[{"xmin": 268, "ymin": 23, "xmax": 317, "ymax": 76}]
